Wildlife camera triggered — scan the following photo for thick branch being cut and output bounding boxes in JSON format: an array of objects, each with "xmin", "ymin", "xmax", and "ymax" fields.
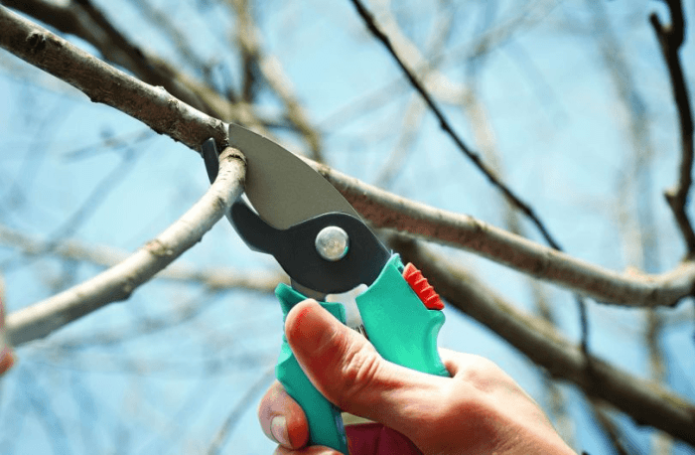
[
  {"xmin": 2, "ymin": 5, "xmax": 694, "ymax": 309},
  {"xmin": 392, "ymin": 237, "xmax": 695, "ymax": 447},
  {"xmin": 6, "ymin": 146, "xmax": 246, "ymax": 347},
  {"xmin": 312, "ymin": 162, "xmax": 695, "ymax": 307}
]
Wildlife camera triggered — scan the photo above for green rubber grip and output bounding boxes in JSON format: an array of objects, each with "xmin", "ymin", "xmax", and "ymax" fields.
[
  {"xmin": 274, "ymin": 254, "xmax": 448, "ymax": 454},
  {"xmin": 275, "ymin": 284, "xmax": 349, "ymax": 454}
]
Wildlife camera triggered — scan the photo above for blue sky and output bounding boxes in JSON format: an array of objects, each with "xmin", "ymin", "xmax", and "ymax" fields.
[{"xmin": 1, "ymin": 0, "xmax": 695, "ymax": 454}]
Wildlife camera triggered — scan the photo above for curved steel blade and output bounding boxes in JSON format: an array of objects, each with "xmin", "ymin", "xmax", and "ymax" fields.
[{"xmin": 228, "ymin": 123, "xmax": 359, "ymax": 229}]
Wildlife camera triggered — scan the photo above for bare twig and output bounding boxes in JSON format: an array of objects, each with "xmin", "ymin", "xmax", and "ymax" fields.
[
  {"xmin": 0, "ymin": 224, "xmax": 285, "ymax": 292},
  {"xmin": 319, "ymin": 0, "xmax": 554, "ymax": 131},
  {"xmin": 375, "ymin": 1, "xmax": 453, "ymax": 188},
  {"xmin": 5, "ymin": 146, "xmax": 246, "ymax": 346},
  {"xmin": 206, "ymin": 367, "xmax": 275, "ymax": 455},
  {"xmin": 349, "ymin": 0, "xmax": 562, "ymax": 251},
  {"xmin": 650, "ymin": 0, "xmax": 695, "ymax": 255},
  {"xmin": 588, "ymin": 399, "xmax": 635, "ymax": 455},
  {"xmin": 229, "ymin": 0, "xmax": 325, "ymax": 161},
  {"xmin": 391, "ymin": 237, "xmax": 695, "ymax": 447},
  {"xmin": 647, "ymin": 311, "xmax": 673, "ymax": 455},
  {"xmin": 121, "ymin": 0, "xmax": 210, "ymax": 75}
]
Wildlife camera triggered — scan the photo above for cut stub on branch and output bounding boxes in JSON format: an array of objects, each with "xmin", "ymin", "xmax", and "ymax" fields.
[{"xmin": 0, "ymin": 297, "xmax": 15, "ymax": 376}]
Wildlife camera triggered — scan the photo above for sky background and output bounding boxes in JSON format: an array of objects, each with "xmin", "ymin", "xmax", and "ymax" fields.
[{"xmin": 1, "ymin": 0, "xmax": 695, "ymax": 454}]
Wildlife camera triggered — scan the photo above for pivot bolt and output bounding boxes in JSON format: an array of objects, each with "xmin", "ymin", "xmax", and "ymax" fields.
[{"xmin": 315, "ymin": 226, "xmax": 349, "ymax": 261}]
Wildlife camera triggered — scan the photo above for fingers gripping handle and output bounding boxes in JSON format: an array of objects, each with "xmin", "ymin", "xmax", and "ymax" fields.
[
  {"xmin": 274, "ymin": 255, "xmax": 448, "ymax": 454},
  {"xmin": 275, "ymin": 285, "xmax": 350, "ymax": 454}
]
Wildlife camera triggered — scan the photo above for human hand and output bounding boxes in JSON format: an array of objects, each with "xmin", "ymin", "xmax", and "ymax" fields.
[{"xmin": 258, "ymin": 299, "xmax": 576, "ymax": 455}]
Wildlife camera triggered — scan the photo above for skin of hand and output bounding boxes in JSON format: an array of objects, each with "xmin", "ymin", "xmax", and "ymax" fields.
[{"xmin": 258, "ymin": 299, "xmax": 577, "ymax": 455}]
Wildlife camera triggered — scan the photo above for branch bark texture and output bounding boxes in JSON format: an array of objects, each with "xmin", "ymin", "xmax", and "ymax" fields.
[
  {"xmin": 312, "ymin": 161, "xmax": 695, "ymax": 307},
  {"xmin": 0, "ymin": 224, "xmax": 284, "ymax": 293},
  {"xmin": 6, "ymin": 147, "xmax": 246, "ymax": 347},
  {"xmin": 0, "ymin": 5, "xmax": 228, "ymax": 151},
  {"xmin": 0, "ymin": 0, "xmax": 268, "ymax": 128}
]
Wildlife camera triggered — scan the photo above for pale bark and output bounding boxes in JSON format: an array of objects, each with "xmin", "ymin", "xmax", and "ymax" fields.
[
  {"xmin": 6, "ymin": 147, "xmax": 246, "ymax": 347},
  {"xmin": 0, "ymin": 224, "xmax": 285, "ymax": 292},
  {"xmin": 312, "ymin": 161, "xmax": 695, "ymax": 307}
]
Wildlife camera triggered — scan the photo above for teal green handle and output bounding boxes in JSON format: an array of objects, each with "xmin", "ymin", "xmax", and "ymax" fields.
[
  {"xmin": 274, "ymin": 254, "xmax": 448, "ymax": 454},
  {"xmin": 356, "ymin": 255, "xmax": 448, "ymax": 377},
  {"xmin": 275, "ymin": 284, "xmax": 349, "ymax": 454}
]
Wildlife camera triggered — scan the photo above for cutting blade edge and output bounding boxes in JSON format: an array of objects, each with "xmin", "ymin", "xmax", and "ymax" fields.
[{"xmin": 228, "ymin": 123, "xmax": 359, "ymax": 230}]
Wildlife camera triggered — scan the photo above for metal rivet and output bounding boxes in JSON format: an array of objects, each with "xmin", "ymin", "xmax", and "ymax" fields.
[{"xmin": 315, "ymin": 226, "xmax": 349, "ymax": 261}]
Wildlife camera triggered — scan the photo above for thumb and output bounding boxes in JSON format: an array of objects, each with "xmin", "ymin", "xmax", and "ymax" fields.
[{"xmin": 285, "ymin": 299, "xmax": 445, "ymax": 435}]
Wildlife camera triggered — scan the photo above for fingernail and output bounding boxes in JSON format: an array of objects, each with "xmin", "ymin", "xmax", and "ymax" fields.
[{"xmin": 270, "ymin": 416, "xmax": 289, "ymax": 447}]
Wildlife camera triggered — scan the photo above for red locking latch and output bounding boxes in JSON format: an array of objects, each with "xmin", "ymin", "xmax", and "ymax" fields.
[{"xmin": 402, "ymin": 263, "xmax": 444, "ymax": 310}]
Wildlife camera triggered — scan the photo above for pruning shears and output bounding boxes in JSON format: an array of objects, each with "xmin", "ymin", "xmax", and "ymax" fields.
[{"xmin": 202, "ymin": 124, "xmax": 448, "ymax": 454}]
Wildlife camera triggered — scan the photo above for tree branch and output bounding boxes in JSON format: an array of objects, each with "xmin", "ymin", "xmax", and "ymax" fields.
[
  {"xmin": 0, "ymin": 224, "xmax": 285, "ymax": 292},
  {"xmin": 349, "ymin": 0, "xmax": 563, "ymax": 251},
  {"xmin": 0, "ymin": 0, "xmax": 269, "ymax": 129},
  {"xmin": 5, "ymin": 146, "xmax": 246, "ymax": 347},
  {"xmin": 312, "ymin": 161, "xmax": 695, "ymax": 307},
  {"xmin": 391, "ymin": 237, "xmax": 695, "ymax": 447},
  {"xmin": 0, "ymin": 5, "xmax": 229, "ymax": 151},
  {"xmin": 650, "ymin": 0, "xmax": 695, "ymax": 256},
  {"xmin": 3, "ymin": 6, "xmax": 694, "ymax": 308},
  {"xmin": 229, "ymin": 0, "xmax": 325, "ymax": 162}
]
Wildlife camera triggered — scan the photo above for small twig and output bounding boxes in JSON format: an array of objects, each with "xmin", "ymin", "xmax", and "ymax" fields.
[
  {"xmin": 375, "ymin": 2, "xmax": 453, "ymax": 188},
  {"xmin": 206, "ymin": 368, "xmax": 275, "ymax": 455},
  {"xmin": 349, "ymin": 0, "xmax": 562, "ymax": 251},
  {"xmin": 352, "ymin": 0, "xmax": 594, "ymax": 372},
  {"xmin": 577, "ymin": 296, "xmax": 591, "ymax": 359},
  {"xmin": 5, "ymin": 146, "xmax": 246, "ymax": 347},
  {"xmin": 229, "ymin": 0, "xmax": 325, "ymax": 162},
  {"xmin": 650, "ymin": 0, "xmax": 695, "ymax": 255},
  {"xmin": 588, "ymin": 399, "xmax": 636, "ymax": 455},
  {"xmin": 121, "ymin": 0, "xmax": 211, "ymax": 77}
]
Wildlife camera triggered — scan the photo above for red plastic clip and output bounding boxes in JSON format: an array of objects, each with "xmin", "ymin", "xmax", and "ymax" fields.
[{"xmin": 402, "ymin": 263, "xmax": 444, "ymax": 310}]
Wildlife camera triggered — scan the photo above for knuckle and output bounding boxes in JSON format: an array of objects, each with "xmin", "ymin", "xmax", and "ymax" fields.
[
  {"xmin": 460, "ymin": 355, "xmax": 510, "ymax": 390},
  {"xmin": 333, "ymin": 341, "xmax": 384, "ymax": 409}
]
